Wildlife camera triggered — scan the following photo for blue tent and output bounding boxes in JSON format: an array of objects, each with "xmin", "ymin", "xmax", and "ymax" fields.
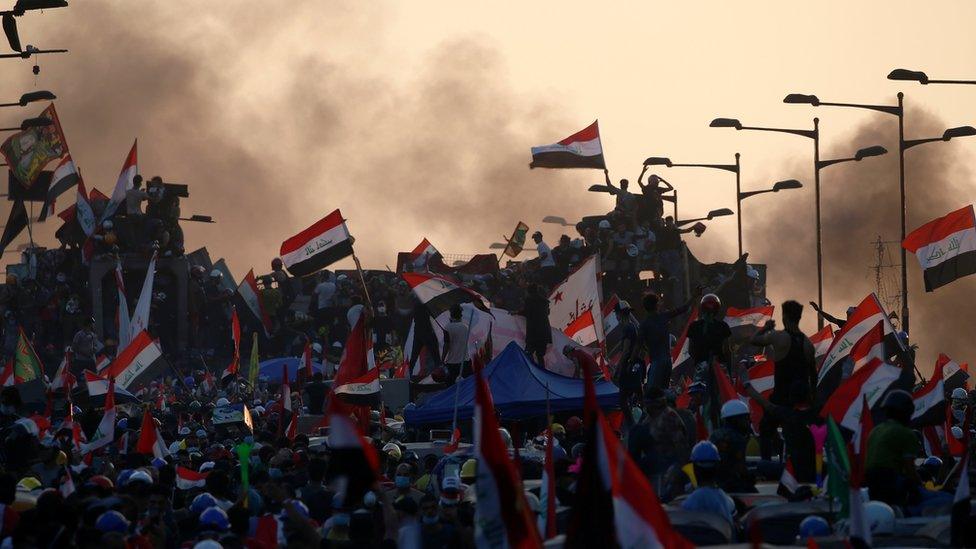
[
  {"xmin": 258, "ymin": 357, "xmax": 325, "ymax": 383},
  {"xmin": 404, "ymin": 342, "xmax": 619, "ymax": 425}
]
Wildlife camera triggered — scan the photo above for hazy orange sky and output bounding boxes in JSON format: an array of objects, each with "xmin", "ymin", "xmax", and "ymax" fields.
[{"xmin": 1, "ymin": 1, "xmax": 975, "ymax": 372}]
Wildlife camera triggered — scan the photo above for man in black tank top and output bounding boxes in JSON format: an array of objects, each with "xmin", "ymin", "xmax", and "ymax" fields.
[{"xmin": 751, "ymin": 300, "xmax": 816, "ymax": 461}]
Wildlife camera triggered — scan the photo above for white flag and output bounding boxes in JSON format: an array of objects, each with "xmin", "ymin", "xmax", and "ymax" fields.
[{"xmin": 130, "ymin": 252, "xmax": 157, "ymax": 340}]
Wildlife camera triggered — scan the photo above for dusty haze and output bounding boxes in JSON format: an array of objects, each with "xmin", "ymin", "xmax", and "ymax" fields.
[{"xmin": 1, "ymin": 0, "xmax": 975, "ymax": 373}]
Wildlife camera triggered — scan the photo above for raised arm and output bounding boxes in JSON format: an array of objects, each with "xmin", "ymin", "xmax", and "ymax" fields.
[{"xmin": 637, "ymin": 165, "xmax": 650, "ymax": 189}]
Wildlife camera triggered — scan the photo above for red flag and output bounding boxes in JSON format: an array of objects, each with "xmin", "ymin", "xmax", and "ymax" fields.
[
  {"xmin": 136, "ymin": 407, "xmax": 168, "ymax": 459},
  {"xmin": 443, "ymin": 427, "xmax": 461, "ymax": 454},
  {"xmin": 222, "ymin": 307, "xmax": 241, "ymax": 379},
  {"xmin": 712, "ymin": 362, "xmax": 738, "ymax": 403},
  {"xmin": 473, "ymin": 366, "xmax": 541, "ymax": 548}
]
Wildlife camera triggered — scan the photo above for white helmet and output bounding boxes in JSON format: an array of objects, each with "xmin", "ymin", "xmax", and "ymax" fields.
[
  {"xmin": 209, "ymin": 269, "xmax": 223, "ymax": 279},
  {"xmin": 864, "ymin": 500, "xmax": 895, "ymax": 535},
  {"xmin": 216, "ymin": 397, "xmax": 230, "ymax": 407},
  {"xmin": 598, "ymin": 220, "xmax": 611, "ymax": 230},
  {"xmin": 952, "ymin": 425, "xmax": 964, "ymax": 439},
  {"xmin": 720, "ymin": 399, "xmax": 750, "ymax": 419},
  {"xmin": 951, "ymin": 387, "xmax": 969, "ymax": 401}
]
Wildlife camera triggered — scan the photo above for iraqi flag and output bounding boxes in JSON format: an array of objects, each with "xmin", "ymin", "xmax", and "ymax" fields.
[
  {"xmin": 820, "ymin": 322, "xmax": 901, "ymax": 433},
  {"xmin": 777, "ymin": 459, "xmax": 800, "ymax": 497},
  {"xmin": 103, "ymin": 331, "xmax": 169, "ymax": 392},
  {"xmin": 549, "ymin": 255, "xmax": 604, "ymax": 344},
  {"xmin": 38, "ymin": 154, "xmax": 79, "ymax": 222},
  {"xmin": 566, "ymin": 338, "xmax": 692, "ymax": 549},
  {"xmin": 402, "ymin": 271, "xmax": 490, "ymax": 317},
  {"xmin": 103, "ymin": 139, "xmax": 137, "ymax": 221},
  {"xmin": 670, "ymin": 308, "xmax": 699, "ymax": 382},
  {"xmin": 324, "ymin": 397, "xmax": 380, "ymax": 509},
  {"xmin": 84, "ymin": 370, "xmax": 140, "ymax": 406},
  {"xmin": 724, "ymin": 305, "xmax": 774, "ymax": 341},
  {"xmin": 530, "ymin": 121, "xmax": 606, "ymax": 170},
  {"xmin": 48, "ymin": 352, "xmax": 75, "ymax": 394},
  {"xmin": 222, "ymin": 307, "xmax": 241, "ymax": 380},
  {"xmin": 913, "ymin": 366, "xmax": 947, "ymax": 428},
  {"xmin": 903, "ymin": 204, "xmax": 976, "ymax": 292},
  {"xmin": 564, "ymin": 307, "xmax": 598, "ymax": 346},
  {"xmin": 811, "ymin": 325, "xmax": 834, "ymax": 370},
  {"xmin": 129, "ymin": 252, "xmax": 157, "ymax": 341},
  {"xmin": 74, "ymin": 177, "xmax": 96, "ymax": 238},
  {"xmin": 175, "ymin": 466, "xmax": 209, "ymax": 490},
  {"xmin": 410, "ymin": 238, "xmax": 440, "ymax": 270},
  {"xmin": 136, "ymin": 407, "xmax": 169, "ymax": 459},
  {"xmin": 817, "ymin": 293, "xmax": 899, "ymax": 395},
  {"xmin": 237, "ymin": 269, "xmax": 272, "ymax": 336},
  {"xmin": 473, "ymin": 366, "xmax": 542, "ymax": 548},
  {"xmin": 81, "ymin": 378, "xmax": 116, "ymax": 454},
  {"xmin": 333, "ymin": 312, "xmax": 380, "ymax": 404},
  {"xmin": 937, "ymin": 353, "xmax": 971, "ymax": 394},
  {"xmin": 279, "ymin": 209, "xmax": 354, "ymax": 277}
]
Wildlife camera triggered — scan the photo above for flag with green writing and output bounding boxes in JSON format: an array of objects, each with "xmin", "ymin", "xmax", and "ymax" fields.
[
  {"xmin": 14, "ymin": 328, "xmax": 43, "ymax": 383},
  {"xmin": 825, "ymin": 416, "xmax": 851, "ymax": 517},
  {"xmin": 247, "ymin": 332, "xmax": 259, "ymax": 388}
]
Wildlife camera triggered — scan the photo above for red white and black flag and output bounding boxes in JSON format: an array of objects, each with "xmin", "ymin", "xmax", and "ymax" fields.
[
  {"xmin": 409, "ymin": 238, "xmax": 440, "ymax": 270},
  {"xmin": 279, "ymin": 209, "xmax": 354, "ymax": 277},
  {"xmin": 669, "ymin": 308, "xmax": 698, "ymax": 382},
  {"xmin": 530, "ymin": 121, "xmax": 607, "ymax": 170},
  {"xmin": 402, "ymin": 271, "xmax": 490, "ymax": 317},
  {"xmin": 333, "ymin": 312, "xmax": 380, "ymax": 404},
  {"xmin": 913, "ymin": 359, "xmax": 948, "ymax": 427},
  {"xmin": 724, "ymin": 305, "xmax": 774, "ymax": 341},
  {"xmin": 903, "ymin": 204, "xmax": 976, "ymax": 291},
  {"xmin": 817, "ymin": 293, "xmax": 900, "ymax": 398},
  {"xmin": 103, "ymin": 331, "xmax": 169, "ymax": 392},
  {"xmin": 237, "ymin": 269, "xmax": 272, "ymax": 336}
]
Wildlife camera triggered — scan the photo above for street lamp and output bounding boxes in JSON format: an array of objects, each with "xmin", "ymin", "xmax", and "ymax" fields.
[
  {"xmin": 0, "ymin": 115, "xmax": 52, "ymax": 131},
  {"xmin": 783, "ymin": 90, "xmax": 974, "ymax": 335},
  {"xmin": 644, "ymin": 154, "xmax": 742, "ymax": 256},
  {"xmin": 887, "ymin": 68, "xmax": 976, "ymax": 86},
  {"xmin": 675, "ymin": 207, "xmax": 734, "ymax": 227},
  {"xmin": 0, "ymin": 90, "xmax": 55, "ymax": 108}
]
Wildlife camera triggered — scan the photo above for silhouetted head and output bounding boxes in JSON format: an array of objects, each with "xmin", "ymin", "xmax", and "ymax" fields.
[{"xmin": 782, "ymin": 300, "xmax": 803, "ymax": 326}]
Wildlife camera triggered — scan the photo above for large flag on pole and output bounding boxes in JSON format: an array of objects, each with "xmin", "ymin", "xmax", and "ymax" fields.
[
  {"xmin": 129, "ymin": 252, "xmax": 157, "ymax": 339},
  {"xmin": 333, "ymin": 312, "xmax": 380, "ymax": 404},
  {"xmin": 724, "ymin": 305, "xmax": 774, "ymax": 341},
  {"xmin": 84, "ymin": 370, "xmax": 140, "ymax": 406},
  {"xmin": 103, "ymin": 139, "xmax": 137, "ymax": 221},
  {"xmin": 811, "ymin": 325, "xmax": 834, "ymax": 369},
  {"xmin": 473, "ymin": 366, "xmax": 542, "ymax": 548},
  {"xmin": 530, "ymin": 121, "xmax": 606, "ymax": 170},
  {"xmin": 549, "ymin": 255, "xmax": 604, "ymax": 344},
  {"xmin": 409, "ymin": 238, "xmax": 440, "ymax": 270},
  {"xmin": 902, "ymin": 204, "xmax": 976, "ymax": 291},
  {"xmin": 279, "ymin": 209, "xmax": 354, "ymax": 277}
]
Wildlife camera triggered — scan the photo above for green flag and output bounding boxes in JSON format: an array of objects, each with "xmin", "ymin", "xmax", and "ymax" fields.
[
  {"xmin": 825, "ymin": 416, "xmax": 851, "ymax": 517},
  {"xmin": 236, "ymin": 442, "xmax": 253, "ymax": 507},
  {"xmin": 14, "ymin": 328, "xmax": 42, "ymax": 382},
  {"xmin": 247, "ymin": 333, "xmax": 259, "ymax": 387}
]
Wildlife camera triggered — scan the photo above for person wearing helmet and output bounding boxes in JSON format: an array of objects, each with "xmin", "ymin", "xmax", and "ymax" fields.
[
  {"xmin": 640, "ymin": 287, "xmax": 700, "ymax": 390},
  {"xmin": 863, "ymin": 500, "xmax": 896, "ymax": 538},
  {"xmin": 681, "ymin": 441, "xmax": 735, "ymax": 525},
  {"xmin": 96, "ymin": 510, "xmax": 131, "ymax": 534},
  {"xmin": 751, "ymin": 300, "xmax": 817, "ymax": 461},
  {"xmin": 628, "ymin": 386, "xmax": 689, "ymax": 498},
  {"xmin": 199, "ymin": 506, "xmax": 230, "ymax": 532},
  {"xmin": 796, "ymin": 515, "xmax": 832, "ymax": 540},
  {"xmin": 531, "ymin": 231, "xmax": 557, "ymax": 288},
  {"xmin": 710, "ymin": 399, "xmax": 756, "ymax": 493},
  {"xmin": 918, "ymin": 456, "xmax": 944, "ymax": 489},
  {"xmin": 865, "ymin": 389, "xmax": 921, "ymax": 507},
  {"xmin": 688, "ymin": 293, "xmax": 732, "ymax": 425}
]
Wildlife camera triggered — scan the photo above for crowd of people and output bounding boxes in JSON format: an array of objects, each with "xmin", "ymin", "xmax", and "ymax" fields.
[{"xmin": 0, "ymin": 161, "xmax": 969, "ymax": 549}]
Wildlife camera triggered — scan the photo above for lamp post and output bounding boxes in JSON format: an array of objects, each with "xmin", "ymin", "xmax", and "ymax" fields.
[
  {"xmin": 675, "ymin": 207, "xmax": 734, "ymax": 227},
  {"xmin": 0, "ymin": 90, "xmax": 55, "ymax": 108},
  {"xmin": 0, "ymin": 115, "xmax": 52, "ymax": 132},
  {"xmin": 783, "ymin": 92, "xmax": 974, "ymax": 335},
  {"xmin": 888, "ymin": 68, "xmax": 976, "ymax": 86},
  {"xmin": 737, "ymin": 179, "xmax": 804, "ymax": 251},
  {"xmin": 644, "ymin": 154, "xmax": 742, "ymax": 256}
]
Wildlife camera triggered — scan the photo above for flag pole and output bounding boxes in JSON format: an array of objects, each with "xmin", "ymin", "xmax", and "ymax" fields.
[{"xmin": 351, "ymin": 252, "xmax": 373, "ymax": 311}]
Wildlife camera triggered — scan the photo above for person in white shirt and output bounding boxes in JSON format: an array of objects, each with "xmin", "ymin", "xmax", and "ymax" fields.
[
  {"xmin": 533, "ymin": 231, "xmax": 557, "ymax": 289},
  {"xmin": 441, "ymin": 305, "xmax": 470, "ymax": 381}
]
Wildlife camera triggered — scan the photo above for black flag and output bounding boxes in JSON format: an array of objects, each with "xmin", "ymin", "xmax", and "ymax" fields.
[{"xmin": 0, "ymin": 200, "xmax": 28, "ymax": 255}]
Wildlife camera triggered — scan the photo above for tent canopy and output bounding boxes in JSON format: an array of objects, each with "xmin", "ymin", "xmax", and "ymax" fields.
[
  {"xmin": 404, "ymin": 342, "xmax": 619, "ymax": 425},
  {"xmin": 258, "ymin": 357, "xmax": 325, "ymax": 383}
]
